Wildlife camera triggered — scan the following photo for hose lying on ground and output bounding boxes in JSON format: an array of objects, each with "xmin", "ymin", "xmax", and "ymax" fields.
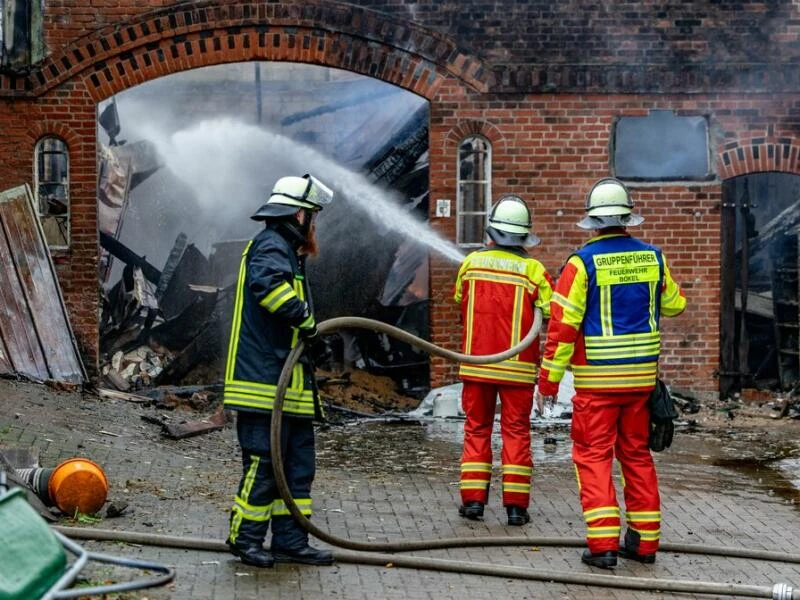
[{"xmin": 56, "ymin": 311, "xmax": 800, "ymax": 599}]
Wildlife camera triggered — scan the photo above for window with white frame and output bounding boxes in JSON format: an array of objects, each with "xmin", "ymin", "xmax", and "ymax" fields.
[
  {"xmin": 457, "ymin": 135, "xmax": 491, "ymax": 246},
  {"xmin": 35, "ymin": 136, "xmax": 70, "ymax": 248}
]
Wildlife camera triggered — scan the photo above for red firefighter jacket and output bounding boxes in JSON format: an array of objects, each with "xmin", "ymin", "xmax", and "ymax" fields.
[{"xmin": 454, "ymin": 246, "xmax": 554, "ymax": 385}]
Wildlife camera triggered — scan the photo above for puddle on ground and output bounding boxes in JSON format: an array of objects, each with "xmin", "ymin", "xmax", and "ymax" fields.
[
  {"xmin": 666, "ymin": 429, "xmax": 800, "ymax": 506},
  {"xmin": 316, "ymin": 417, "xmax": 800, "ymax": 507}
]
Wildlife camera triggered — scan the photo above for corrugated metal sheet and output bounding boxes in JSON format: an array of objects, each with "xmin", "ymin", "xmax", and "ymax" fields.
[{"xmin": 0, "ymin": 184, "xmax": 85, "ymax": 383}]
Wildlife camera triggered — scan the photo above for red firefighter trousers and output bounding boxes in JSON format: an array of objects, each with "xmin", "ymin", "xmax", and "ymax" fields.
[
  {"xmin": 460, "ymin": 380, "xmax": 533, "ymax": 508},
  {"xmin": 571, "ymin": 390, "xmax": 660, "ymax": 555}
]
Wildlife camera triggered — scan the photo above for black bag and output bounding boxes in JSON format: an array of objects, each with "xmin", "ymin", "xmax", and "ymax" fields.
[{"xmin": 648, "ymin": 378, "xmax": 678, "ymax": 452}]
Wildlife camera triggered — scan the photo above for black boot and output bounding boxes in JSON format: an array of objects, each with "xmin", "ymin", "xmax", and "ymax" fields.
[
  {"xmin": 506, "ymin": 506, "xmax": 531, "ymax": 526},
  {"xmin": 272, "ymin": 544, "xmax": 335, "ymax": 566},
  {"xmin": 581, "ymin": 549, "xmax": 617, "ymax": 569},
  {"xmin": 619, "ymin": 528, "xmax": 656, "ymax": 563},
  {"xmin": 458, "ymin": 501, "xmax": 484, "ymax": 520},
  {"xmin": 227, "ymin": 539, "xmax": 274, "ymax": 568}
]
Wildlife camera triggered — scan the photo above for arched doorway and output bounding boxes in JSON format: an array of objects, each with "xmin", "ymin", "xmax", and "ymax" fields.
[{"xmin": 96, "ymin": 61, "xmax": 433, "ymax": 395}]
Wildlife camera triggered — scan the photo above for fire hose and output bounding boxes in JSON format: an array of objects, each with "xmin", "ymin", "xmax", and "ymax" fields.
[{"xmin": 56, "ymin": 310, "xmax": 800, "ymax": 599}]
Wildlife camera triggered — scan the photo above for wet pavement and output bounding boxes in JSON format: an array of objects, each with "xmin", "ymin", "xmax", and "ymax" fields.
[{"xmin": 0, "ymin": 378, "xmax": 799, "ymax": 599}]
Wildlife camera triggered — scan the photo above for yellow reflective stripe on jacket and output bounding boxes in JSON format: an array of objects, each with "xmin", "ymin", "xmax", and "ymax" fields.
[
  {"xmin": 571, "ymin": 361, "xmax": 658, "ymax": 388},
  {"xmin": 462, "ymin": 270, "xmax": 538, "ymax": 293},
  {"xmin": 510, "ymin": 286, "xmax": 524, "ymax": 349},
  {"xmin": 459, "ymin": 359, "xmax": 538, "ymax": 384},
  {"xmin": 586, "ymin": 332, "xmax": 661, "ymax": 346},
  {"xmin": 552, "ymin": 290, "xmax": 583, "ymax": 315},
  {"xmin": 224, "ymin": 380, "xmax": 315, "ymax": 415},
  {"xmin": 648, "ymin": 280, "xmax": 658, "ymax": 331},
  {"xmin": 542, "ymin": 256, "xmax": 588, "ymax": 382},
  {"xmin": 464, "ymin": 279, "xmax": 476, "ymax": 354},
  {"xmin": 583, "ymin": 506, "xmax": 621, "ymax": 521},
  {"xmin": 454, "ymin": 248, "xmax": 553, "ymax": 315},
  {"xmin": 661, "ymin": 260, "xmax": 687, "ymax": 317},
  {"xmin": 600, "ymin": 284, "xmax": 613, "ymax": 336},
  {"xmin": 225, "ymin": 241, "xmax": 252, "ymax": 382},
  {"xmin": 298, "ymin": 312, "xmax": 315, "ymax": 329},
  {"xmin": 260, "ymin": 281, "xmax": 298, "ymax": 312},
  {"xmin": 584, "ymin": 333, "xmax": 661, "ymax": 360},
  {"xmin": 541, "ymin": 341, "xmax": 574, "ymax": 381}
]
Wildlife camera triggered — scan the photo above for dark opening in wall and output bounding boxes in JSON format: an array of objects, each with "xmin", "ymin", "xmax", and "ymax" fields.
[
  {"xmin": 613, "ymin": 110, "xmax": 712, "ymax": 181},
  {"xmin": 720, "ymin": 172, "xmax": 800, "ymax": 397}
]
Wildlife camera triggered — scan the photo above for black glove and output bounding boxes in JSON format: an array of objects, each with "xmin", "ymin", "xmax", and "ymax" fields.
[
  {"xmin": 648, "ymin": 378, "xmax": 678, "ymax": 452},
  {"xmin": 299, "ymin": 326, "xmax": 331, "ymax": 366},
  {"xmin": 649, "ymin": 419, "xmax": 674, "ymax": 452}
]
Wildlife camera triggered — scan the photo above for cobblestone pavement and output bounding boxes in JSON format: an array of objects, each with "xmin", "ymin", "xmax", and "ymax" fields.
[{"xmin": 1, "ymin": 378, "xmax": 799, "ymax": 599}]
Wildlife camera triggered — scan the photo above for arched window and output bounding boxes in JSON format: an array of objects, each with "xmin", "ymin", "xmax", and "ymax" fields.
[
  {"xmin": 34, "ymin": 136, "xmax": 70, "ymax": 248},
  {"xmin": 457, "ymin": 136, "xmax": 491, "ymax": 246}
]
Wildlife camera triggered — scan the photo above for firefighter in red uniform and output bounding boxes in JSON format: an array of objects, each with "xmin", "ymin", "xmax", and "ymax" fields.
[
  {"xmin": 454, "ymin": 195, "xmax": 554, "ymax": 526},
  {"xmin": 537, "ymin": 178, "xmax": 686, "ymax": 568}
]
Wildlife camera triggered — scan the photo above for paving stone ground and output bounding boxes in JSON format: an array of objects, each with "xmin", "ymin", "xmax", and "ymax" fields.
[{"xmin": 0, "ymin": 378, "xmax": 798, "ymax": 600}]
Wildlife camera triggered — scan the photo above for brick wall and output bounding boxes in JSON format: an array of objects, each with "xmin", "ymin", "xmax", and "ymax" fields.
[{"xmin": 1, "ymin": 0, "xmax": 799, "ymax": 393}]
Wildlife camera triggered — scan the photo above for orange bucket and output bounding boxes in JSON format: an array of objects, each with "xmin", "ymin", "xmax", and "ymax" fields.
[{"xmin": 47, "ymin": 458, "xmax": 108, "ymax": 516}]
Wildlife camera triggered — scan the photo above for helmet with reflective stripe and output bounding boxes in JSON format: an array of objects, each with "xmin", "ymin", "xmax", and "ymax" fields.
[
  {"xmin": 577, "ymin": 177, "xmax": 644, "ymax": 230},
  {"xmin": 486, "ymin": 194, "xmax": 541, "ymax": 247},
  {"xmin": 251, "ymin": 174, "xmax": 334, "ymax": 221}
]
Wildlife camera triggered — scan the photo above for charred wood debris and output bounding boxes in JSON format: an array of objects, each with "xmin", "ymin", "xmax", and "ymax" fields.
[
  {"xmin": 98, "ymin": 231, "xmax": 238, "ymax": 438},
  {"xmin": 97, "ymin": 105, "xmax": 432, "ymax": 436}
]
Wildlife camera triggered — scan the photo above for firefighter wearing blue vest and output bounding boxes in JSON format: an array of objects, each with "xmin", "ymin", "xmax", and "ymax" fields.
[
  {"xmin": 537, "ymin": 178, "xmax": 686, "ymax": 569},
  {"xmin": 224, "ymin": 174, "xmax": 335, "ymax": 568}
]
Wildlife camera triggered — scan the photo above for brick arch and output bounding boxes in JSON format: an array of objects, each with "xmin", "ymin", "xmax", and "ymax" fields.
[
  {"xmin": 25, "ymin": 122, "xmax": 82, "ymax": 150},
  {"xmin": 20, "ymin": 0, "xmax": 489, "ymax": 101},
  {"xmin": 445, "ymin": 120, "xmax": 506, "ymax": 148},
  {"xmin": 718, "ymin": 138, "xmax": 800, "ymax": 180}
]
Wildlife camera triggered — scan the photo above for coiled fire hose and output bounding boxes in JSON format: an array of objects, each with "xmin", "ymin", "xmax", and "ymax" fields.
[{"xmin": 56, "ymin": 310, "xmax": 800, "ymax": 599}]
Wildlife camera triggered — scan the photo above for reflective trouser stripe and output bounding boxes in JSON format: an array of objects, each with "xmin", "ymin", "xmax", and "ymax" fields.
[
  {"xmin": 630, "ymin": 527, "xmax": 660, "ymax": 541},
  {"xmin": 272, "ymin": 498, "xmax": 313, "ymax": 517},
  {"xmin": 502, "ymin": 481, "xmax": 530, "ymax": 494},
  {"xmin": 586, "ymin": 525, "xmax": 621, "ymax": 539},
  {"xmin": 585, "ymin": 506, "xmax": 621, "ymax": 540},
  {"xmin": 462, "ymin": 462, "xmax": 492, "ymax": 473},
  {"xmin": 626, "ymin": 510, "xmax": 660, "ymax": 523},
  {"xmin": 460, "ymin": 479, "xmax": 490, "ymax": 490},
  {"xmin": 230, "ymin": 457, "xmax": 265, "ymax": 543},
  {"xmin": 502, "ymin": 463, "xmax": 532, "ymax": 501},
  {"xmin": 584, "ymin": 506, "xmax": 620, "ymax": 521}
]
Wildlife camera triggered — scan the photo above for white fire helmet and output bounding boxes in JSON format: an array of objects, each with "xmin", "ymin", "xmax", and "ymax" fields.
[
  {"xmin": 577, "ymin": 177, "xmax": 644, "ymax": 230},
  {"xmin": 486, "ymin": 194, "xmax": 540, "ymax": 247},
  {"xmin": 251, "ymin": 174, "xmax": 334, "ymax": 221}
]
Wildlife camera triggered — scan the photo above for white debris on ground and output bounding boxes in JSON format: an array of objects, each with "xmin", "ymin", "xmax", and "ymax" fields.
[
  {"xmin": 102, "ymin": 345, "xmax": 166, "ymax": 388},
  {"xmin": 410, "ymin": 371, "xmax": 576, "ymax": 424}
]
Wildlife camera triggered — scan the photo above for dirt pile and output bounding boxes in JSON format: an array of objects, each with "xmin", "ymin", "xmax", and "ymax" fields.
[{"xmin": 315, "ymin": 368, "xmax": 421, "ymax": 416}]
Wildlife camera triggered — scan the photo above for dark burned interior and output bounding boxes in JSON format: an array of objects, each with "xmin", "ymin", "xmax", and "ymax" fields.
[
  {"xmin": 97, "ymin": 64, "xmax": 432, "ymax": 398},
  {"xmin": 721, "ymin": 173, "xmax": 800, "ymax": 397}
]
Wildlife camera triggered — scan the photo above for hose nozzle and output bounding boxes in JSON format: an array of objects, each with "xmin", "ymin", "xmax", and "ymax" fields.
[{"xmin": 772, "ymin": 582, "xmax": 794, "ymax": 600}]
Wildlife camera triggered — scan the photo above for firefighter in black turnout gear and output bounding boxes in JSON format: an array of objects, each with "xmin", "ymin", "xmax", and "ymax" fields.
[{"xmin": 224, "ymin": 174, "xmax": 334, "ymax": 568}]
